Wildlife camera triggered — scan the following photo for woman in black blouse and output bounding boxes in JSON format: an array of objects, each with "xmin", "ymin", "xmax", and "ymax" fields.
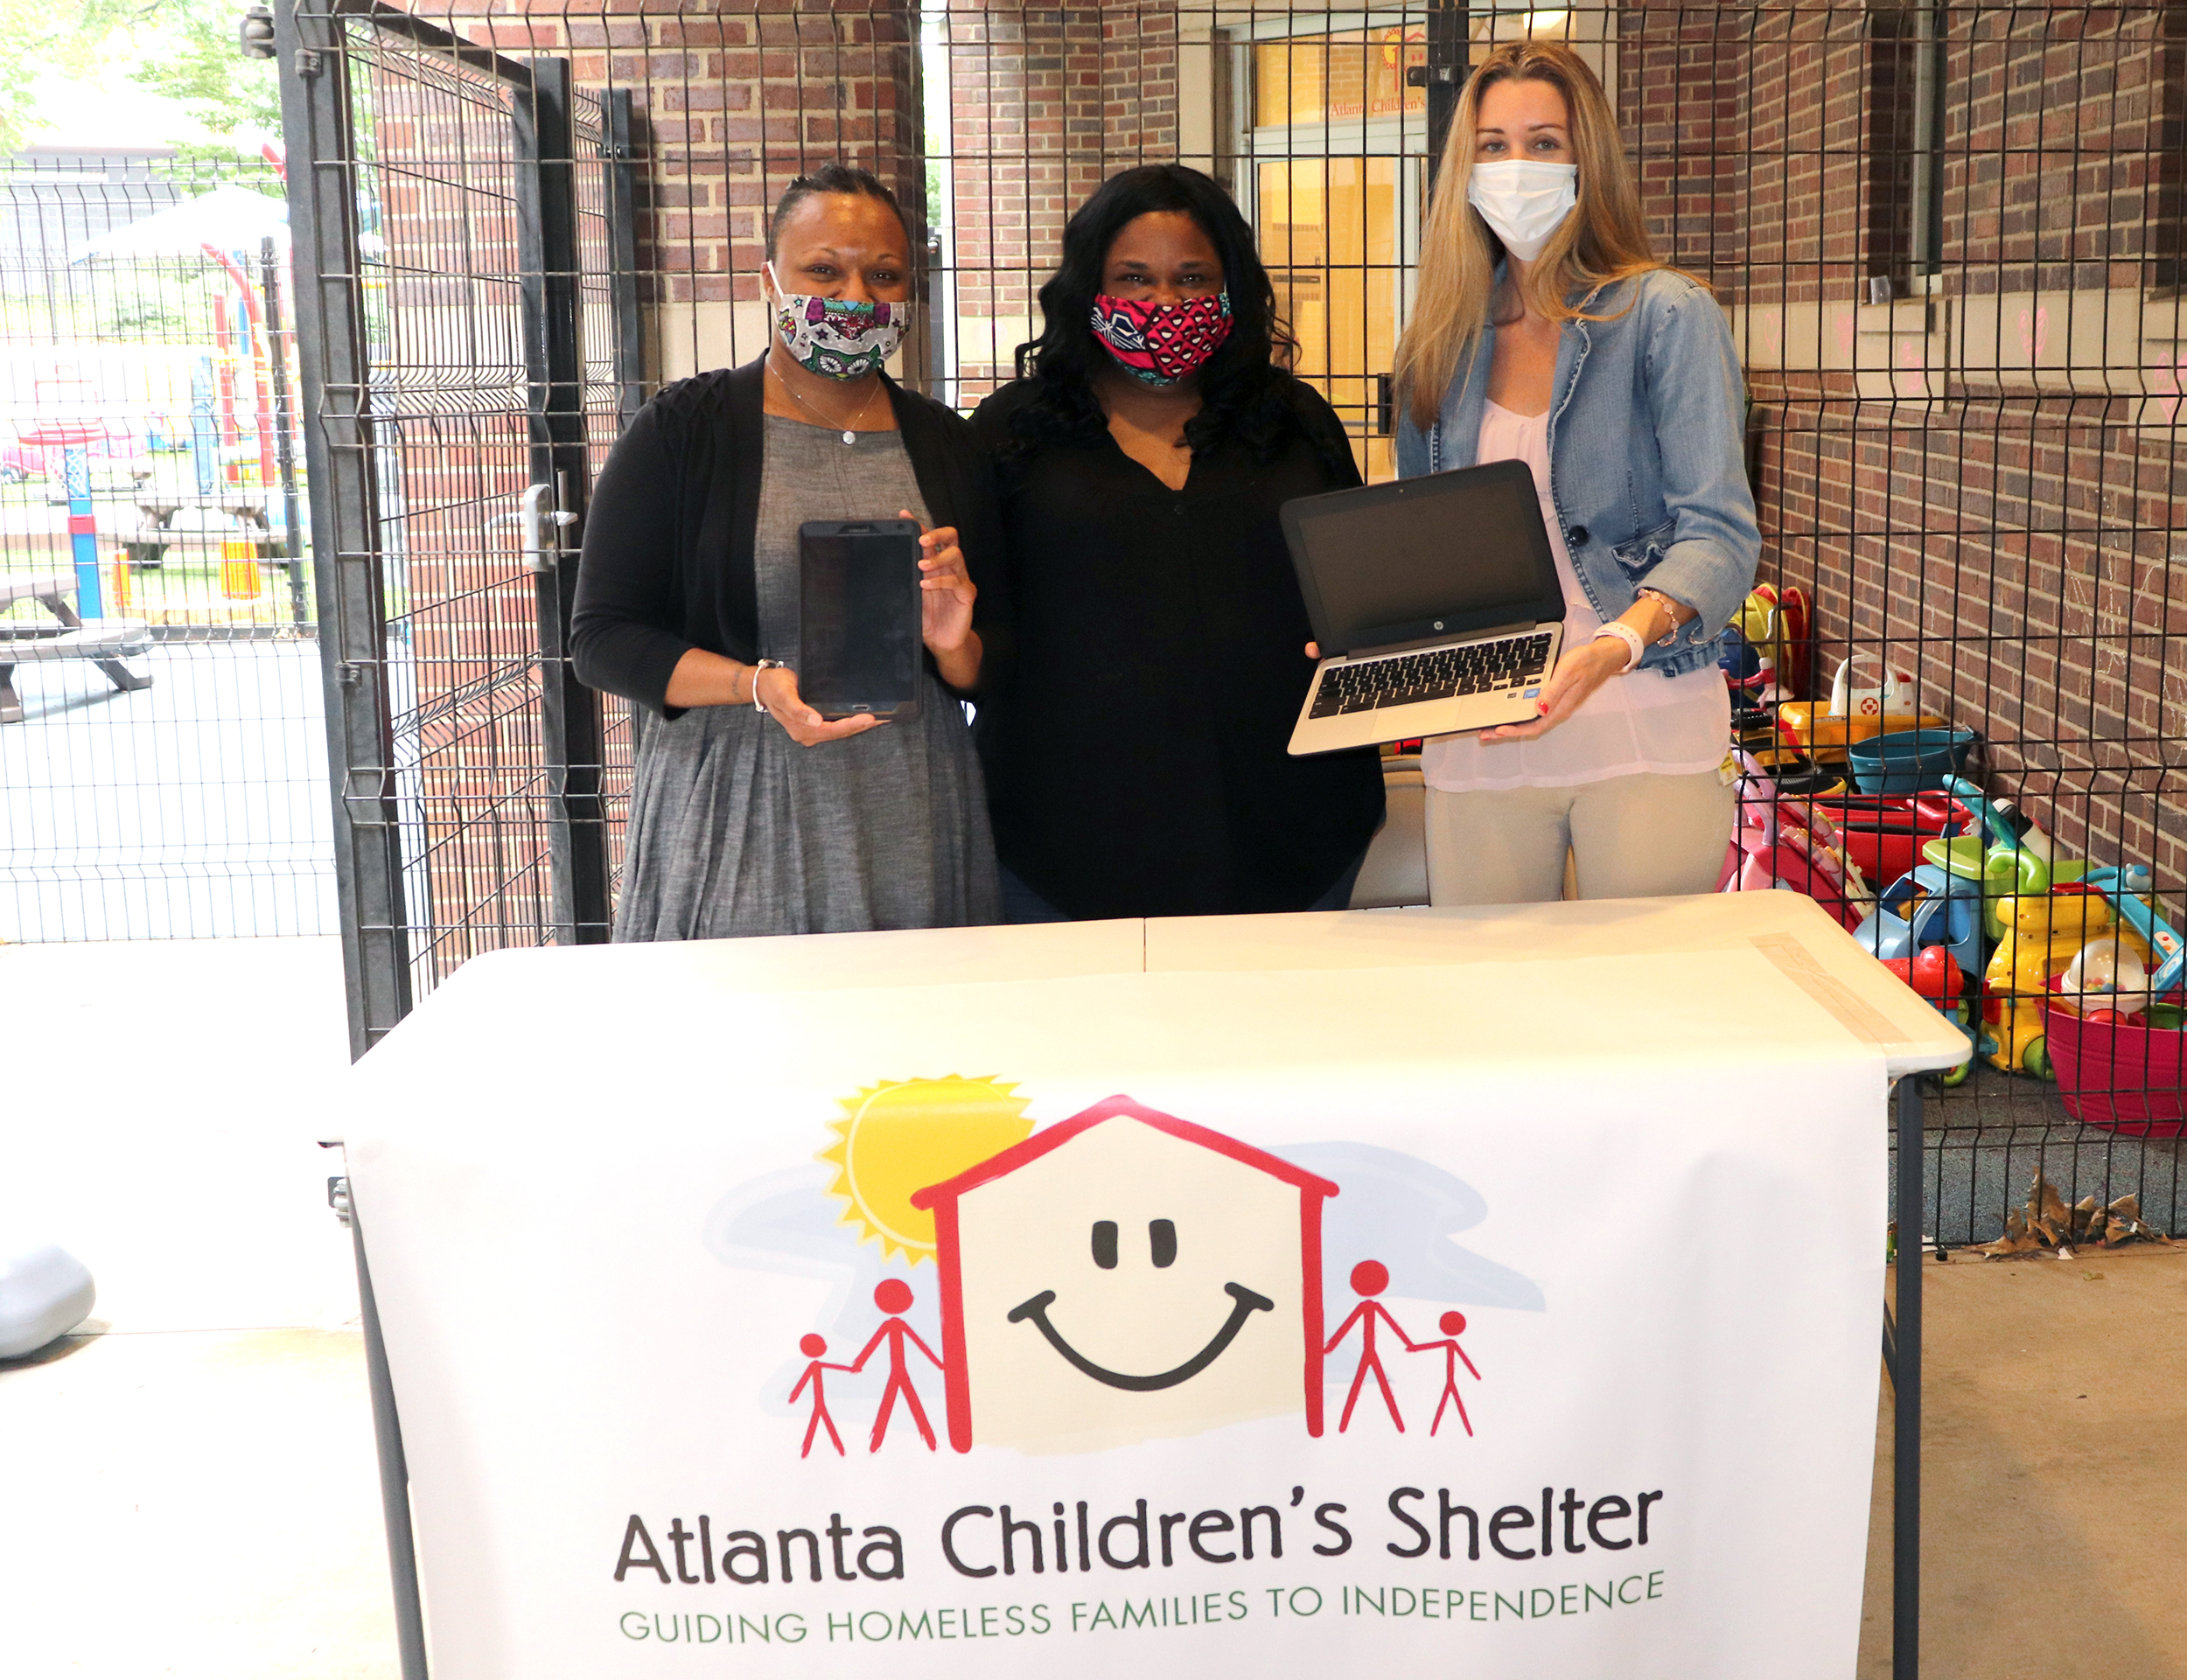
[{"xmin": 971, "ymin": 165, "xmax": 1384, "ymax": 921}]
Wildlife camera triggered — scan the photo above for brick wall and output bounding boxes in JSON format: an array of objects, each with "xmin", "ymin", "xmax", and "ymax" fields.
[
  {"xmin": 945, "ymin": 1, "xmax": 1180, "ymax": 398},
  {"xmin": 1623, "ymin": 0, "xmax": 2187, "ymax": 891},
  {"xmin": 353, "ymin": 3, "xmax": 925, "ymax": 963},
  {"xmin": 343, "ymin": 1, "xmax": 1205, "ymax": 972},
  {"xmin": 476, "ymin": 1, "xmax": 920, "ymax": 377},
  {"xmin": 465, "ymin": 1, "xmax": 1184, "ymax": 393}
]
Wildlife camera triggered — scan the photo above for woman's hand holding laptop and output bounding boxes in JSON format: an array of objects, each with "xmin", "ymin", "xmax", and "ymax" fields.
[
  {"xmin": 1303, "ymin": 569, "xmax": 1693, "ymax": 743},
  {"xmin": 1474, "ymin": 633, "xmax": 1615, "ymax": 739}
]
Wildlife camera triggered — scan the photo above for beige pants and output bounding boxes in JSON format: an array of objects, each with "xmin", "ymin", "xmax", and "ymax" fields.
[{"xmin": 1423, "ymin": 770, "xmax": 1736, "ymax": 907}]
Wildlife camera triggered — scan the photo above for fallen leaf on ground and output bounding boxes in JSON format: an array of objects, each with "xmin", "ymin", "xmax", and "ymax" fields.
[{"xmin": 1975, "ymin": 1172, "xmax": 2170, "ymax": 1258}]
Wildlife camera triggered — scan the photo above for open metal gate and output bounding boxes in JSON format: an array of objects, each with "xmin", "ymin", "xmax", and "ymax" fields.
[{"xmin": 276, "ymin": 0, "xmax": 639, "ymax": 1057}]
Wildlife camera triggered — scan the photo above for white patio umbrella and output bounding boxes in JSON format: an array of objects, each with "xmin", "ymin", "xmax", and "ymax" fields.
[{"xmin": 71, "ymin": 184, "xmax": 289, "ymax": 263}]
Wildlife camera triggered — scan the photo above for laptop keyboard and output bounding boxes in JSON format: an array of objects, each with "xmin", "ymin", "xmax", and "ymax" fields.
[{"xmin": 1308, "ymin": 632, "xmax": 1554, "ymax": 718}]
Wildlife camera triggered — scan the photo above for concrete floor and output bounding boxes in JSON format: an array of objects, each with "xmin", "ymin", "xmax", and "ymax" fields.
[
  {"xmin": 1859, "ymin": 1244, "xmax": 2187, "ymax": 1677},
  {"xmin": 0, "ymin": 936, "xmax": 391, "ymax": 1678},
  {"xmin": 3, "ymin": 935, "xmax": 2184, "ymax": 1677},
  {"xmin": 0, "ymin": 638, "xmax": 337, "ymax": 943}
]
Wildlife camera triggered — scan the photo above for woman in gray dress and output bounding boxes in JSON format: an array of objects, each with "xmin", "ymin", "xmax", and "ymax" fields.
[{"xmin": 571, "ymin": 166, "xmax": 1007, "ymax": 938}]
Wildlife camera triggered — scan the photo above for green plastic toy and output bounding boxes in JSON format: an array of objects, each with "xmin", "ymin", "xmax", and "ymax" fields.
[{"xmin": 1918, "ymin": 777, "xmax": 2081, "ymax": 942}]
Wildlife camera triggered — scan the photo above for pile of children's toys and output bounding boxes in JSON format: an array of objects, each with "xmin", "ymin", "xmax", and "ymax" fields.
[{"xmin": 1717, "ymin": 598, "xmax": 2187, "ymax": 1127}]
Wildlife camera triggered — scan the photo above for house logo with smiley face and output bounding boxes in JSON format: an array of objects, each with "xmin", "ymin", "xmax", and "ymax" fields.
[
  {"xmin": 710, "ymin": 1078, "xmax": 1541, "ymax": 1462},
  {"xmin": 910, "ymin": 1095, "xmax": 1337, "ymax": 1454}
]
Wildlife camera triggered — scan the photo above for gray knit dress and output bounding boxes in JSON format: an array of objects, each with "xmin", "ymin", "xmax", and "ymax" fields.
[{"xmin": 612, "ymin": 416, "xmax": 1001, "ymax": 940}]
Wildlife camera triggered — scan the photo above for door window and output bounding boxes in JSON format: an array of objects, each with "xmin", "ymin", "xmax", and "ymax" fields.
[{"xmin": 1242, "ymin": 25, "xmax": 1426, "ymax": 482}]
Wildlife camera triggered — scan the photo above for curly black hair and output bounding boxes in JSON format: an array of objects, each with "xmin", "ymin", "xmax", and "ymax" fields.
[{"xmin": 1001, "ymin": 165, "xmax": 1336, "ymax": 472}]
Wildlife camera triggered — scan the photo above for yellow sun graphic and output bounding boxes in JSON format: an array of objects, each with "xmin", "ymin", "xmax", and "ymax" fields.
[{"xmin": 819, "ymin": 1077, "xmax": 1035, "ymax": 1263}]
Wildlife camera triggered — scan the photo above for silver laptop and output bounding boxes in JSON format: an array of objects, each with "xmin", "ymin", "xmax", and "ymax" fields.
[{"xmin": 1282, "ymin": 460, "xmax": 1566, "ymax": 756}]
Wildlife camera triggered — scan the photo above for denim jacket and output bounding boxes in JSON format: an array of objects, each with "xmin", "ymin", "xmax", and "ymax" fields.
[{"xmin": 1395, "ymin": 268, "xmax": 1760, "ymax": 679}]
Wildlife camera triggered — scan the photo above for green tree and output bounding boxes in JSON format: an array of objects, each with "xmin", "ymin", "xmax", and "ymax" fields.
[
  {"xmin": 0, "ymin": 0, "xmax": 278, "ymax": 155},
  {"xmin": 0, "ymin": 0, "xmax": 125, "ymax": 154},
  {"xmin": 127, "ymin": 0, "xmax": 281, "ymax": 137}
]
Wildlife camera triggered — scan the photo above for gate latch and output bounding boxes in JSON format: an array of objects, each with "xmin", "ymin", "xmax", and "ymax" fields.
[{"xmin": 488, "ymin": 483, "xmax": 579, "ymax": 574}]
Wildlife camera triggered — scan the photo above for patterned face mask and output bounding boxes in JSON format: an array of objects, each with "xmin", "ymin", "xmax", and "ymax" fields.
[
  {"xmin": 1088, "ymin": 290, "xmax": 1233, "ymax": 387},
  {"xmin": 768, "ymin": 267, "xmax": 912, "ymax": 380}
]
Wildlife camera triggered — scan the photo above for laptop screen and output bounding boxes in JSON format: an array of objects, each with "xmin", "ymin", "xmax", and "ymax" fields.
[{"xmin": 1281, "ymin": 460, "xmax": 1565, "ymax": 655}]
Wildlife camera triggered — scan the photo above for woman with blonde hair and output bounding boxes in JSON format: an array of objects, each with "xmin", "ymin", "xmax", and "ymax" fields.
[{"xmin": 1393, "ymin": 39, "xmax": 1758, "ymax": 905}]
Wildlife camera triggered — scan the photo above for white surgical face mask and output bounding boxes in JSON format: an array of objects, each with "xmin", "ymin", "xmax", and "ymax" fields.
[{"xmin": 1467, "ymin": 159, "xmax": 1577, "ymax": 261}]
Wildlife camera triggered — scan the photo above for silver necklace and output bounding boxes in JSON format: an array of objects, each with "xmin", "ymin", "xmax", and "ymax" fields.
[{"xmin": 771, "ymin": 358, "xmax": 883, "ymax": 444}]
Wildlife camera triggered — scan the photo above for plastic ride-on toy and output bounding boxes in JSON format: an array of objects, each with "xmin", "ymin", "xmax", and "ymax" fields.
[
  {"xmin": 1719, "ymin": 749, "xmax": 1874, "ymax": 931},
  {"xmin": 1880, "ymin": 945, "xmax": 1974, "ymax": 1085},
  {"xmin": 1918, "ymin": 777, "xmax": 2076, "ymax": 943},
  {"xmin": 1808, "ymin": 789, "xmax": 1974, "ymax": 895},
  {"xmin": 1855, "ymin": 805, "xmax": 1987, "ymax": 1081},
  {"xmin": 1979, "ymin": 889, "xmax": 2156, "ymax": 1079},
  {"xmin": 1855, "ymin": 862, "xmax": 1987, "ymax": 981}
]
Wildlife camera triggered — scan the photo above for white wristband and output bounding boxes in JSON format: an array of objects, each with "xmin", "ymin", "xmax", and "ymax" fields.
[{"xmin": 1592, "ymin": 621, "xmax": 1644, "ymax": 673}]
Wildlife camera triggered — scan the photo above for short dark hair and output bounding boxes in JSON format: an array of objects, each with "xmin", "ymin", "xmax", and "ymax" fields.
[
  {"xmin": 766, "ymin": 164, "xmax": 910, "ymax": 260},
  {"xmin": 1003, "ymin": 164, "xmax": 1318, "ymax": 469}
]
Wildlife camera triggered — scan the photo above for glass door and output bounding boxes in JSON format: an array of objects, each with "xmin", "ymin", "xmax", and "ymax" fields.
[{"xmin": 1242, "ymin": 23, "xmax": 1428, "ymax": 482}]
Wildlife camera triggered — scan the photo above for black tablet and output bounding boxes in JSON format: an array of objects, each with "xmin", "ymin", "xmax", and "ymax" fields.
[{"xmin": 798, "ymin": 519, "xmax": 924, "ymax": 722}]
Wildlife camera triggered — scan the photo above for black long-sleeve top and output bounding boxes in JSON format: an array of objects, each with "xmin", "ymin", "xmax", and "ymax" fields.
[
  {"xmin": 571, "ymin": 357, "xmax": 1010, "ymax": 718},
  {"xmin": 969, "ymin": 376, "xmax": 1386, "ymax": 918}
]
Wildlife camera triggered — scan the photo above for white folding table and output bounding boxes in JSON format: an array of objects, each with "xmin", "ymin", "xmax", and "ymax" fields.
[{"xmin": 334, "ymin": 894, "xmax": 1963, "ymax": 1680}]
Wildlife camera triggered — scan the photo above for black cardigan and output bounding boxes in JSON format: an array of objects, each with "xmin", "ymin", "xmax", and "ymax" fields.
[{"xmin": 570, "ymin": 357, "xmax": 1010, "ymax": 718}]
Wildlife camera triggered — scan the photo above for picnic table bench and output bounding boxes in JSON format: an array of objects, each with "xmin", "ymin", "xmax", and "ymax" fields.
[
  {"xmin": 0, "ymin": 575, "xmax": 154, "ymax": 723},
  {"xmin": 115, "ymin": 491, "xmax": 274, "ymax": 568}
]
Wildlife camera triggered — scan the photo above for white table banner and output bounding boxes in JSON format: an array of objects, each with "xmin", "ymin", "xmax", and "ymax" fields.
[{"xmin": 346, "ymin": 949, "xmax": 1888, "ymax": 1678}]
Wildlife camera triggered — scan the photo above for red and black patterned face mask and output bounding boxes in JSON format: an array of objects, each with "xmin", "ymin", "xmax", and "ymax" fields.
[{"xmin": 1087, "ymin": 291, "xmax": 1233, "ymax": 387}]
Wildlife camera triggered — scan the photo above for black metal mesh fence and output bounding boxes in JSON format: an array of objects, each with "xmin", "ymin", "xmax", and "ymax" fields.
[
  {"xmin": 0, "ymin": 150, "xmax": 329, "ymax": 939},
  {"xmin": 349, "ymin": 32, "xmax": 569, "ymax": 985},
  {"xmin": 6, "ymin": 3, "xmax": 2183, "ymax": 1239},
  {"xmin": 1616, "ymin": 2, "xmax": 2187, "ymax": 1245}
]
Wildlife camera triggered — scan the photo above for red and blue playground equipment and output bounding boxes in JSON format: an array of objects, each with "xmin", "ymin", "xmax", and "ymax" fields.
[{"xmin": 17, "ymin": 381, "xmax": 113, "ymax": 619}]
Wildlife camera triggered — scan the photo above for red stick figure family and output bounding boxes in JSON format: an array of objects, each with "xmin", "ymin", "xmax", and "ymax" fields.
[
  {"xmin": 792, "ymin": 1262, "xmax": 1483, "ymax": 1458},
  {"xmin": 1324, "ymin": 1259, "xmax": 1483, "ymax": 1437},
  {"xmin": 791, "ymin": 1279, "xmax": 943, "ymax": 1459}
]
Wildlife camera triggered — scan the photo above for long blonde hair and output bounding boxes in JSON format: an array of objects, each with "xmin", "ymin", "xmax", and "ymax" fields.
[{"xmin": 1395, "ymin": 41, "xmax": 1661, "ymax": 429}]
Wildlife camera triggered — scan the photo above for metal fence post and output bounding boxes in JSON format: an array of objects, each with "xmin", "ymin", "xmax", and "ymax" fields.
[
  {"xmin": 516, "ymin": 58, "xmax": 611, "ymax": 945},
  {"xmin": 1894, "ymin": 1077, "xmax": 1924, "ymax": 1680},
  {"xmin": 259, "ymin": 235, "xmax": 311, "ymax": 628},
  {"xmin": 276, "ymin": 0, "xmax": 414, "ymax": 1058},
  {"xmin": 604, "ymin": 87, "xmax": 646, "ymax": 433},
  {"xmin": 1423, "ymin": 0, "xmax": 1471, "ymax": 185},
  {"xmin": 347, "ymin": 1192, "xmax": 431, "ymax": 1680}
]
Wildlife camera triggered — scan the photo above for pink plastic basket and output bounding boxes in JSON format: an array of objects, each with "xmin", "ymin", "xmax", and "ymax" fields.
[{"xmin": 2042, "ymin": 1005, "xmax": 2187, "ymax": 1136}]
